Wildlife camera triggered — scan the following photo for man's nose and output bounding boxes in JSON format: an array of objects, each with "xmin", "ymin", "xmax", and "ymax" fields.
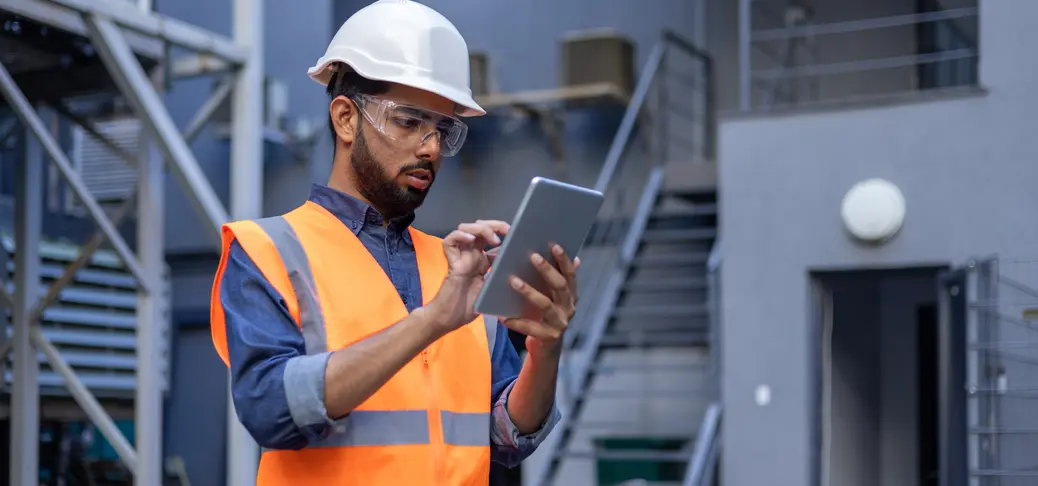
[{"xmin": 416, "ymin": 131, "xmax": 442, "ymax": 160}]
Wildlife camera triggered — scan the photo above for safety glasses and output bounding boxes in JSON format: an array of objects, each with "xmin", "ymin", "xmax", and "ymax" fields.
[{"xmin": 350, "ymin": 93, "xmax": 469, "ymax": 157}]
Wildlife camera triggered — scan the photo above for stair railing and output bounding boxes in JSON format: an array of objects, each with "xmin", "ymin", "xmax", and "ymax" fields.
[
  {"xmin": 683, "ymin": 403, "xmax": 723, "ymax": 486},
  {"xmin": 565, "ymin": 29, "xmax": 715, "ymax": 356},
  {"xmin": 540, "ymin": 30, "xmax": 715, "ymax": 486}
]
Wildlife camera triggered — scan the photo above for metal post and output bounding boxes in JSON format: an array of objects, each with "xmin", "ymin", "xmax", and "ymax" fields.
[
  {"xmin": 739, "ymin": 0, "xmax": 752, "ymax": 112},
  {"xmin": 11, "ymin": 111, "xmax": 42, "ymax": 486},
  {"xmin": 136, "ymin": 128, "xmax": 164, "ymax": 486},
  {"xmin": 228, "ymin": 0, "xmax": 265, "ymax": 483}
]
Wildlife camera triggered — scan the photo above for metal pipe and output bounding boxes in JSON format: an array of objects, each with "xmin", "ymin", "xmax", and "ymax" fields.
[
  {"xmin": 11, "ymin": 113, "xmax": 42, "ymax": 486},
  {"xmin": 136, "ymin": 128, "xmax": 164, "ymax": 486},
  {"xmin": 228, "ymin": 0, "xmax": 265, "ymax": 482},
  {"xmin": 32, "ymin": 327, "xmax": 138, "ymax": 474},
  {"xmin": 85, "ymin": 14, "xmax": 230, "ymax": 244},
  {"xmin": 752, "ymin": 7, "xmax": 978, "ymax": 41},
  {"xmin": 753, "ymin": 48, "xmax": 977, "ymax": 80},
  {"xmin": 0, "ymin": 60, "xmax": 152, "ymax": 293},
  {"xmin": 738, "ymin": 0, "xmax": 752, "ymax": 111},
  {"xmin": 184, "ymin": 75, "xmax": 234, "ymax": 144}
]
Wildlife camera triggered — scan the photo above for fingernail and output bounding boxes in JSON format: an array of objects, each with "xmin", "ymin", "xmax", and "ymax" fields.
[
  {"xmin": 511, "ymin": 277, "xmax": 523, "ymax": 289},
  {"xmin": 531, "ymin": 253, "xmax": 543, "ymax": 264},
  {"xmin": 553, "ymin": 245, "xmax": 563, "ymax": 255},
  {"xmin": 575, "ymin": 256, "xmax": 581, "ymax": 266}
]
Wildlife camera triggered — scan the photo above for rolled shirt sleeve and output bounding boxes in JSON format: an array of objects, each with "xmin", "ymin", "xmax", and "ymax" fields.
[
  {"xmin": 488, "ymin": 318, "xmax": 562, "ymax": 468},
  {"xmin": 220, "ymin": 239, "xmax": 347, "ymax": 449}
]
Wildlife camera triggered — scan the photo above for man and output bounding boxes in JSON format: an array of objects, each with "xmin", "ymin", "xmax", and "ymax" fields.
[{"xmin": 209, "ymin": 1, "xmax": 576, "ymax": 484}]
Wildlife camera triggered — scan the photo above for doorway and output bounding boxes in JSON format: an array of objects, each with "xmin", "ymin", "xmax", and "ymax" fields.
[{"xmin": 814, "ymin": 267, "xmax": 962, "ymax": 486}]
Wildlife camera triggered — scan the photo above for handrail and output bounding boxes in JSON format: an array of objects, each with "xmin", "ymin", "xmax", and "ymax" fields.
[
  {"xmin": 594, "ymin": 29, "xmax": 716, "ymax": 194},
  {"xmin": 683, "ymin": 403, "xmax": 723, "ymax": 486},
  {"xmin": 592, "ymin": 41, "xmax": 665, "ymax": 193}
]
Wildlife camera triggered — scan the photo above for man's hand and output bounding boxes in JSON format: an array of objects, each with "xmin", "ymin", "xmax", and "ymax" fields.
[
  {"xmin": 426, "ymin": 220, "xmax": 510, "ymax": 332},
  {"xmin": 501, "ymin": 244, "xmax": 581, "ymax": 355}
]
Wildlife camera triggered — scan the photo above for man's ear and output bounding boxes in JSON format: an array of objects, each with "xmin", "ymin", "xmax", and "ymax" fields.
[{"xmin": 329, "ymin": 96, "xmax": 358, "ymax": 145}]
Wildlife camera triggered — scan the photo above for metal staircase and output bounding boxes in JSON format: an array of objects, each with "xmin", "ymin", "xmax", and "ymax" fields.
[{"xmin": 535, "ymin": 31, "xmax": 722, "ymax": 486}]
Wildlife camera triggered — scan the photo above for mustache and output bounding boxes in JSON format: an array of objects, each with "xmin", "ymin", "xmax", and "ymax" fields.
[{"xmin": 398, "ymin": 161, "xmax": 436, "ymax": 180}]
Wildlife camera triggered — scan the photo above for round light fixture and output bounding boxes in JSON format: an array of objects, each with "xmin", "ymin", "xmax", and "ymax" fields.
[{"xmin": 840, "ymin": 178, "xmax": 905, "ymax": 243}]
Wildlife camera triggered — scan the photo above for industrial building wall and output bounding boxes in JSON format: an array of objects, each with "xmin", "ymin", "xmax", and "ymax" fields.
[{"xmin": 717, "ymin": 1, "xmax": 1038, "ymax": 485}]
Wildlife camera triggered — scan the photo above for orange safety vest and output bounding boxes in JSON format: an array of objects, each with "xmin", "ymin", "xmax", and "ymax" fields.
[{"xmin": 210, "ymin": 200, "xmax": 492, "ymax": 486}]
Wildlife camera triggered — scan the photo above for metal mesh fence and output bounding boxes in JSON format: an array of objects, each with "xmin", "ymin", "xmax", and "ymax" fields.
[{"xmin": 967, "ymin": 258, "xmax": 1038, "ymax": 485}]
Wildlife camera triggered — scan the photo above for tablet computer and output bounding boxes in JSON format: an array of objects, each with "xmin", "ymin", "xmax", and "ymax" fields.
[{"xmin": 474, "ymin": 177, "xmax": 604, "ymax": 319}]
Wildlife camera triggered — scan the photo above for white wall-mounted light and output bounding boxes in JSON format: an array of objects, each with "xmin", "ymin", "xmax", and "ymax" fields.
[{"xmin": 840, "ymin": 178, "xmax": 905, "ymax": 243}]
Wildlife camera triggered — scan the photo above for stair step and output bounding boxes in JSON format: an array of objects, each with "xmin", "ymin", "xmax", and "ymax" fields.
[
  {"xmin": 562, "ymin": 449, "xmax": 691, "ymax": 462},
  {"xmin": 633, "ymin": 252, "xmax": 710, "ymax": 268},
  {"xmin": 594, "ymin": 362, "xmax": 711, "ymax": 373},
  {"xmin": 611, "ymin": 320, "xmax": 710, "ymax": 333},
  {"xmin": 623, "ymin": 277, "xmax": 707, "ymax": 293},
  {"xmin": 587, "ymin": 389, "xmax": 708, "ymax": 399},
  {"xmin": 651, "ymin": 203, "xmax": 718, "ymax": 219},
  {"xmin": 613, "ymin": 304, "xmax": 708, "ymax": 319},
  {"xmin": 600, "ymin": 331, "xmax": 711, "ymax": 348},
  {"xmin": 641, "ymin": 228, "xmax": 717, "ymax": 243}
]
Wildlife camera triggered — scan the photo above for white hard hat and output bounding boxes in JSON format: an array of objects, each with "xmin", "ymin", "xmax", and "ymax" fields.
[{"xmin": 309, "ymin": 0, "xmax": 485, "ymax": 117}]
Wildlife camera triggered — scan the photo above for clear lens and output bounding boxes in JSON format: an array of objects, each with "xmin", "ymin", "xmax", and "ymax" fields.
[{"xmin": 354, "ymin": 94, "xmax": 468, "ymax": 156}]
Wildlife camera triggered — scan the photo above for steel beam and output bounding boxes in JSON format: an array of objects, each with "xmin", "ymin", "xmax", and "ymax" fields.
[
  {"xmin": 0, "ymin": 60, "xmax": 152, "ymax": 293},
  {"xmin": 32, "ymin": 327, "xmax": 138, "ymax": 473},
  {"xmin": 184, "ymin": 75, "xmax": 234, "ymax": 144},
  {"xmin": 228, "ymin": 0, "xmax": 265, "ymax": 481},
  {"xmin": 38, "ymin": 0, "xmax": 246, "ymax": 64},
  {"xmin": 2, "ymin": 0, "xmax": 164, "ymax": 59},
  {"xmin": 136, "ymin": 129, "xmax": 164, "ymax": 486},
  {"xmin": 85, "ymin": 14, "xmax": 230, "ymax": 243},
  {"xmin": 11, "ymin": 115, "xmax": 42, "ymax": 486}
]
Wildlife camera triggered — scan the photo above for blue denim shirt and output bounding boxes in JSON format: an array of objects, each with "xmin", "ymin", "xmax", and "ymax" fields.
[{"xmin": 219, "ymin": 184, "xmax": 560, "ymax": 468}]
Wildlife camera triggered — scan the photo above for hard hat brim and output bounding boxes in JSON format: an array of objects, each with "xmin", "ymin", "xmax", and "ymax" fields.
[{"xmin": 308, "ymin": 59, "xmax": 486, "ymax": 117}]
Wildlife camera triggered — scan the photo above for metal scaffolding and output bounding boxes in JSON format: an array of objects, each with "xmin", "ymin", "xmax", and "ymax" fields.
[{"xmin": 0, "ymin": 0, "xmax": 263, "ymax": 484}]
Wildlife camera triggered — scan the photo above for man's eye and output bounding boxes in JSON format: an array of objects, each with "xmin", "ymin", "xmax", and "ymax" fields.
[{"xmin": 392, "ymin": 117, "xmax": 423, "ymax": 130}]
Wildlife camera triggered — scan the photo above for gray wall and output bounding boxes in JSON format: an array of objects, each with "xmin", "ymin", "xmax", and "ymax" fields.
[{"xmin": 718, "ymin": 0, "xmax": 1038, "ymax": 484}]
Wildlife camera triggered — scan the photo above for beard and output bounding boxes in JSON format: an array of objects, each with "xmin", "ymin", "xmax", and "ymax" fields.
[{"xmin": 350, "ymin": 129, "xmax": 434, "ymax": 220}]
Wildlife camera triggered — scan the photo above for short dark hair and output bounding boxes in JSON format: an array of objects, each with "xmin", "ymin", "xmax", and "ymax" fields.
[{"xmin": 326, "ymin": 66, "xmax": 391, "ymax": 142}]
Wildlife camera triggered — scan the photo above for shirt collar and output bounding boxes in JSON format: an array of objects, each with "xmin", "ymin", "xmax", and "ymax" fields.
[{"xmin": 307, "ymin": 184, "xmax": 414, "ymax": 242}]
